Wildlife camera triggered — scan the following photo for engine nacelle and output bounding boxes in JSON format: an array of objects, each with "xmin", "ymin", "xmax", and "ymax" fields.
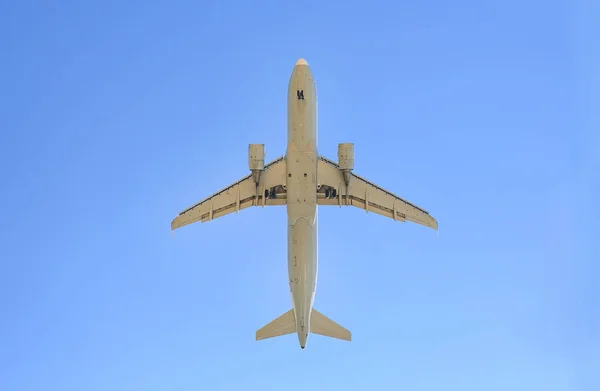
[
  {"xmin": 338, "ymin": 143, "xmax": 354, "ymax": 171},
  {"xmin": 338, "ymin": 143, "xmax": 354, "ymax": 186},
  {"xmin": 249, "ymin": 144, "xmax": 265, "ymax": 171},
  {"xmin": 248, "ymin": 144, "xmax": 266, "ymax": 184}
]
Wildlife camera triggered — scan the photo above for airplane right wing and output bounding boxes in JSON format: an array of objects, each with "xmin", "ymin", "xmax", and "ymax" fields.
[
  {"xmin": 316, "ymin": 156, "xmax": 438, "ymax": 230},
  {"xmin": 171, "ymin": 156, "xmax": 287, "ymax": 231}
]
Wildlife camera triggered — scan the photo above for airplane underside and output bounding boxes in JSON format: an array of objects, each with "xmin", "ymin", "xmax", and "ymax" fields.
[{"xmin": 170, "ymin": 58, "xmax": 438, "ymax": 349}]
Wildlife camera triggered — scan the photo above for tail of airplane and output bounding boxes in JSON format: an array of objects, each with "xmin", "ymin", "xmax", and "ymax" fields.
[
  {"xmin": 255, "ymin": 308, "xmax": 351, "ymax": 342},
  {"xmin": 310, "ymin": 308, "xmax": 352, "ymax": 341},
  {"xmin": 255, "ymin": 309, "xmax": 296, "ymax": 340}
]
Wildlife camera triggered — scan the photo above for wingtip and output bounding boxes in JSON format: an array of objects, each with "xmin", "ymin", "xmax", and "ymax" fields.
[
  {"xmin": 430, "ymin": 218, "xmax": 439, "ymax": 231},
  {"xmin": 171, "ymin": 217, "xmax": 180, "ymax": 232},
  {"xmin": 428, "ymin": 218, "xmax": 440, "ymax": 232}
]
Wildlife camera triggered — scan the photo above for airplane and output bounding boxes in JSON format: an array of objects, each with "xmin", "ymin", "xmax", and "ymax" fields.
[{"xmin": 171, "ymin": 58, "xmax": 438, "ymax": 349}]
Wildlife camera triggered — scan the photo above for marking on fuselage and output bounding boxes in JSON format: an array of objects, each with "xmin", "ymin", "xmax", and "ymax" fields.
[
  {"xmin": 289, "ymin": 215, "xmax": 316, "ymax": 227},
  {"xmin": 297, "ymin": 90, "xmax": 304, "ymax": 100}
]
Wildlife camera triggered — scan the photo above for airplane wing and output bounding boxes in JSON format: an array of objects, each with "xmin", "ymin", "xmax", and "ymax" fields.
[
  {"xmin": 171, "ymin": 156, "xmax": 287, "ymax": 231},
  {"xmin": 316, "ymin": 156, "xmax": 438, "ymax": 230}
]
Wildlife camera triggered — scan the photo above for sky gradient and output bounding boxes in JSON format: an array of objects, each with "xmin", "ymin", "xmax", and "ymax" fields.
[{"xmin": 1, "ymin": 1, "xmax": 597, "ymax": 390}]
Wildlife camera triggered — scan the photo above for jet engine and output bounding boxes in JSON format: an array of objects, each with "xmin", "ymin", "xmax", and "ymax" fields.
[
  {"xmin": 338, "ymin": 143, "xmax": 354, "ymax": 186},
  {"xmin": 248, "ymin": 144, "xmax": 266, "ymax": 185}
]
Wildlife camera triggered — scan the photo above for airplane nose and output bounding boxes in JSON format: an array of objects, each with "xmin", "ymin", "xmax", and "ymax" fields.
[{"xmin": 296, "ymin": 58, "xmax": 308, "ymax": 66}]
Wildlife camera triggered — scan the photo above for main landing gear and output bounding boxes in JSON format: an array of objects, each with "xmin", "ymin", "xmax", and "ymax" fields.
[{"xmin": 324, "ymin": 188, "xmax": 337, "ymax": 199}]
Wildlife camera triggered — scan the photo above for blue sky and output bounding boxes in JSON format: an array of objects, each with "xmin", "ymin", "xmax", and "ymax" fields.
[{"xmin": 0, "ymin": 0, "xmax": 597, "ymax": 390}]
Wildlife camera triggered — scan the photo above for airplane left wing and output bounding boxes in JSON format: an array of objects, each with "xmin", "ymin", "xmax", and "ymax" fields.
[
  {"xmin": 317, "ymin": 156, "xmax": 438, "ymax": 230},
  {"xmin": 171, "ymin": 156, "xmax": 287, "ymax": 231}
]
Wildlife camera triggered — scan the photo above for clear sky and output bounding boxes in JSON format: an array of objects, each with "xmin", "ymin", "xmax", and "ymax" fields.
[{"xmin": 0, "ymin": 1, "xmax": 597, "ymax": 390}]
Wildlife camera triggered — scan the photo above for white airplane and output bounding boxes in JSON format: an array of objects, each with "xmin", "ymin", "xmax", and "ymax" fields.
[{"xmin": 171, "ymin": 58, "xmax": 438, "ymax": 349}]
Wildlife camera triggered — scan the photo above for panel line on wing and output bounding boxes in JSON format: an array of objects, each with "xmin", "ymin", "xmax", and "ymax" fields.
[
  {"xmin": 178, "ymin": 156, "xmax": 284, "ymax": 215},
  {"xmin": 318, "ymin": 156, "xmax": 431, "ymax": 216}
]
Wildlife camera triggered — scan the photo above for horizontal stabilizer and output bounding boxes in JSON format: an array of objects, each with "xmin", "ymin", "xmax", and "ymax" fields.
[
  {"xmin": 310, "ymin": 308, "xmax": 351, "ymax": 341},
  {"xmin": 256, "ymin": 309, "xmax": 296, "ymax": 341}
]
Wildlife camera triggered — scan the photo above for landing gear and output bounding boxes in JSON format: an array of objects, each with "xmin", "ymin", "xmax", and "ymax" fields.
[
  {"xmin": 264, "ymin": 188, "xmax": 277, "ymax": 199},
  {"xmin": 324, "ymin": 188, "xmax": 337, "ymax": 199}
]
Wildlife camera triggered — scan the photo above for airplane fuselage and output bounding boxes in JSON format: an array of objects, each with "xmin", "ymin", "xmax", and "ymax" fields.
[
  {"xmin": 171, "ymin": 58, "xmax": 437, "ymax": 350},
  {"xmin": 285, "ymin": 59, "xmax": 318, "ymax": 349}
]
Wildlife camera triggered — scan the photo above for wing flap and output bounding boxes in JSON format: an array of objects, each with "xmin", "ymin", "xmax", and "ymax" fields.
[
  {"xmin": 172, "ymin": 156, "xmax": 287, "ymax": 230},
  {"xmin": 317, "ymin": 156, "xmax": 438, "ymax": 230}
]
